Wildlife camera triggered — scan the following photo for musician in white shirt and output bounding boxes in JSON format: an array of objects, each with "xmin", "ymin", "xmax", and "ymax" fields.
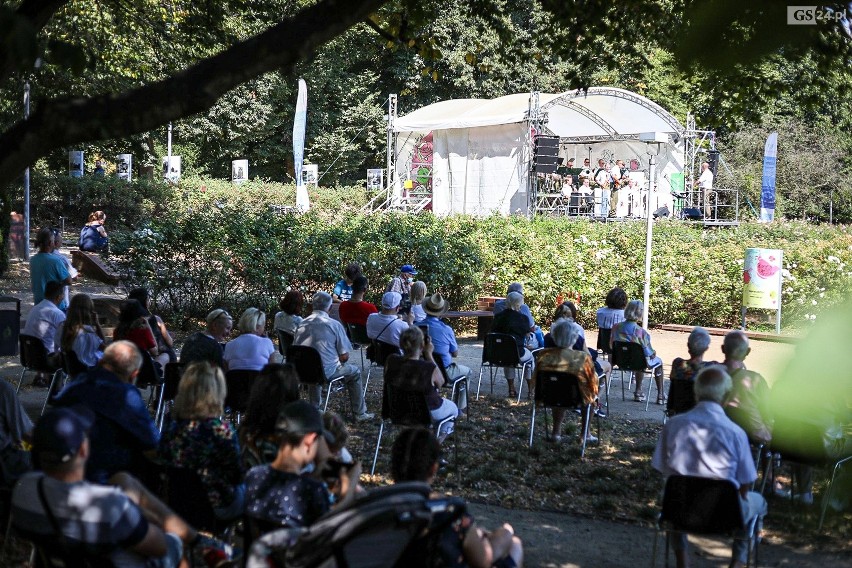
[{"xmin": 695, "ymin": 161, "xmax": 714, "ymax": 218}]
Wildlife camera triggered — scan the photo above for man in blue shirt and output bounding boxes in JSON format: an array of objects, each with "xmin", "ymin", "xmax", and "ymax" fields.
[
  {"xmin": 30, "ymin": 228, "xmax": 71, "ymax": 310},
  {"xmin": 52, "ymin": 341, "xmax": 160, "ymax": 484},
  {"xmin": 421, "ymin": 293, "xmax": 470, "ymax": 412}
]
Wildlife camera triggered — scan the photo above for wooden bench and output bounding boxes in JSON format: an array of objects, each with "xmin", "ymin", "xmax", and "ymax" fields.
[{"xmin": 71, "ymin": 250, "xmax": 121, "ymax": 285}]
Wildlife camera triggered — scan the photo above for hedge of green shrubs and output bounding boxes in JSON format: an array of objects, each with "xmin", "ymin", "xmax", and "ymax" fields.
[{"xmin": 108, "ymin": 184, "xmax": 852, "ymax": 331}]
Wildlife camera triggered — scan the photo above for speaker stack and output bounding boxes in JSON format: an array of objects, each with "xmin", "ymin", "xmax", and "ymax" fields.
[
  {"xmin": 533, "ymin": 135, "xmax": 560, "ymax": 175},
  {"xmin": 707, "ymin": 149, "xmax": 720, "ymax": 178}
]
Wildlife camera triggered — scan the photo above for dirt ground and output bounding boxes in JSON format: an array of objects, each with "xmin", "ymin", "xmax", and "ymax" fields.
[{"xmin": 1, "ymin": 254, "xmax": 849, "ymax": 567}]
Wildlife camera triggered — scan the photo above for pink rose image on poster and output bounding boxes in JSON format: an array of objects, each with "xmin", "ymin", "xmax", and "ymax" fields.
[{"xmin": 756, "ymin": 256, "xmax": 780, "ymax": 279}]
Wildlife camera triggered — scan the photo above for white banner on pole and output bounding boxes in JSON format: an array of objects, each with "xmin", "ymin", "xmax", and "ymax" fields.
[
  {"xmin": 232, "ymin": 159, "xmax": 248, "ymax": 184},
  {"xmin": 293, "ymin": 78, "xmax": 310, "ymax": 212},
  {"xmin": 69, "ymin": 151, "xmax": 84, "ymax": 178},
  {"xmin": 117, "ymin": 154, "xmax": 132, "ymax": 181}
]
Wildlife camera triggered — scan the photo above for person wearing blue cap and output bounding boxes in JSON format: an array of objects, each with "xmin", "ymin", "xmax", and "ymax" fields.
[
  {"xmin": 12, "ymin": 407, "xmax": 231, "ymax": 567},
  {"xmin": 386, "ymin": 264, "xmax": 418, "ymax": 301}
]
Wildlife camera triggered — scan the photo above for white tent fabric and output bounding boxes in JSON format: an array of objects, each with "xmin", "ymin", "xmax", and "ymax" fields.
[{"xmin": 393, "ymin": 88, "xmax": 685, "ymax": 216}]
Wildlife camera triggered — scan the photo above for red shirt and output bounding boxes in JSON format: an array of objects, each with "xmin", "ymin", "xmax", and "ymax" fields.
[{"xmin": 338, "ymin": 301, "xmax": 378, "ymax": 327}]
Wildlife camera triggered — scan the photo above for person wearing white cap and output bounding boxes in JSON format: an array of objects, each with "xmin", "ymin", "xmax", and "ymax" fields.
[{"xmin": 366, "ymin": 292, "xmax": 413, "ymax": 348}]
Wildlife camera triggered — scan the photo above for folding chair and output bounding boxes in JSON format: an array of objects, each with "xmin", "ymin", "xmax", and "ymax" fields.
[
  {"xmin": 371, "ymin": 357, "xmax": 458, "ymax": 475},
  {"xmin": 287, "ymin": 345, "xmax": 344, "ymax": 412},
  {"xmin": 439, "ymin": 363, "xmax": 469, "ymax": 419},
  {"xmin": 247, "ymin": 482, "xmax": 445, "ymax": 568},
  {"xmin": 364, "ymin": 339, "xmax": 399, "ymax": 397},
  {"xmin": 277, "ymin": 330, "xmax": 294, "ymax": 360},
  {"xmin": 135, "ymin": 352, "xmax": 166, "ymax": 428},
  {"xmin": 17, "ymin": 335, "xmax": 64, "ymax": 414},
  {"xmin": 664, "ymin": 379, "xmax": 696, "ymax": 423},
  {"xmin": 596, "ymin": 328, "xmax": 612, "ymax": 360},
  {"xmin": 651, "ymin": 475, "xmax": 760, "ymax": 568},
  {"xmin": 158, "ymin": 362, "xmax": 185, "ymax": 430},
  {"xmin": 528, "ymin": 369, "xmax": 600, "ymax": 457},
  {"xmin": 345, "ymin": 323, "xmax": 371, "ymax": 371},
  {"xmin": 476, "ymin": 333, "xmax": 532, "ymax": 403},
  {"xmin": 609, "ymin": 340, "xmax": 663, "ymax": 411},
  {"xmin": 224, "ymin": 369, "xmax": 260, "ymax": 423}
]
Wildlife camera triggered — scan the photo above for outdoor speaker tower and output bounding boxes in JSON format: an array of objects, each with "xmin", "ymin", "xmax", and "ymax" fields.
[{"xmin": 533, "ymin": 135, "xmax": 559, "ymax": 174}]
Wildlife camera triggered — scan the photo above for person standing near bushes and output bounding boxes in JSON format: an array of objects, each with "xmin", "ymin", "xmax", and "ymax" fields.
[{"xmin": 30, "ymin": 227, "xmax": 71, "ymax": 309}]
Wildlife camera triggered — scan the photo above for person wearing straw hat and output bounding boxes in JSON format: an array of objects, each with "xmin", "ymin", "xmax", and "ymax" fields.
[{"xmin": 421, "ymin": 293, "xmax": 470, "ymax": 413}]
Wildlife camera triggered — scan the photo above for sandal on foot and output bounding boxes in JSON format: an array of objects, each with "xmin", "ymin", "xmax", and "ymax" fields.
[
  {"xmin": 656, "ymin": 396, "xmax": 667, "ymax": 405},
  {"xmin": 633, "ymin": 393, "xmax": 646, "ymax": 402}
]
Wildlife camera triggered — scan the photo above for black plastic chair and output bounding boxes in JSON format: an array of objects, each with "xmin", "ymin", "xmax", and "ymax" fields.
[
  {"xmin": 364, "ymin": 339, "xmax": 400, "ymax": 397},
  {"xmin": 165, "ymin": 466, "xmax": 223, "ymax": 536},
  {"xmin": 371, "ymin": 356, "xmax": 457, "ymax": 475},
  {"xmin": 651, "ymin": 475, "xmax": 760, "ymax": 568},
  {"xmin": 287, "ymin": 344, "xmax": 344, "ymax": 412},
  {"xmin": 665, "ymin": 379, "xmax": 696, "ymax": 422},
  {"xmin": 158, "ymin": 362, "xmax": 185, "ymax": 430},
  {"xmin": 345, "ymin": 322, "xmax": 371, "ymax": 371},
  {"xmin": 476, "ymin": 332, "xmax": 532, "ymax": 403},
  {"xmin": 528, "ymin": 369, "xmax": 600, "ymax": 457},
  {"xmin": 596, "ymin": 327, "xmax": 612, "ymax": 358},
  {"xmin": 276, "ymin": 329, "xmax": 294, "ymax": 360},
  {"xmin": 61, "ymin": 350, "xmax": 88, "ymax": 379},
  {"xmin": 17, "ymin": 335, "xmax": 64, "ymax": 403},
  {"xmin": 609, "ymin": 340, "xmax": 663, "ymax": 411},
  {"xmin": 135, "ymin": 352, "xmax": 166, "ymax": 429},
  {"xmin": 224, "ymin": 369, "xmax": 259, "ymax": 422}
]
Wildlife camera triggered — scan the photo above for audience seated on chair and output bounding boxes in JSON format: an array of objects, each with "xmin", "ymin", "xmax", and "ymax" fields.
[
  {"xmin": 409, "ymin": 281, "xmax": 428, "ymax": 323},
  {"xmin": 158, "ymin": 361, "xmax": 245, "ymax": 522},
  {"xmin": 490, "ymin": 291, "xmax": 534, "ymax": 399},
  {"xmin": 245, "ymin": 400, "xmax": 361, "ymax": 529},
  {"xmin": 366, "ymin": 291, "xmax": 412, "ymax": 348},
  {"xmin": 180, "ymin": 308, "xmax": 233, "ymax": 369},
  {"xmin": 332, "ymin": 262, "xmax": 361, "ymax": 303},
  {"xmin": 51, "ymin": 341, "xmax": 160, "ymax": 484},
  {"xmin": 128, "ymin": 288, "xmax": 177, "ymax": 364},
  {"xmin": 667, "ymin": 327, "xmax": 715, "ymax": 416},
  {"xmin": 293, "ymin": 292, "xmax": 373, "ymax": 422},
  {"xmin": 0, "ymin": 378, "xmax": 33, "ymax": 487},
  {"xmin": 652, "ymin": 366, "xmax": 767, "ymax": 568},
  {"xmin": 274, "ymin": 291, "xmax": 304, "ymax": 336},
  {"xmin": 722, "ymin": 331, "xmax": 772, "ymax": 446},
  {"xmin": 421, "ymin": 293, "xmax": 471, "ymax": 413},
  {"xmin": 545, "ymin": 301, "xmax": 611, "ymax": 380},
  {"xmin": 13, "ymin": 407, "xmax": 231, "ymax": 567},
  {"xmin": 384, "ymin": 327, "xmax": 458, "ymax": 442},
  {"xmin": 595, "ymin": 286, "xmax": 627, "ymax": 332},
  {"xmin": 115, "ymin": 299, "xmax": 170, "ymax": 371},
  {"xmin": 534, "ymin": 319, "xmax": 599, "ymax": 444},
  {"xmin": 239, "ymin": 363, "xmax": 302, "ymax": 468},
  {"xmin": 391, "ymin": 427, "xmax": 524, "ymax": 568},
  {"xmin": 58, "ymin": 293, "xmax": 105, "ymax": 368},
  {"xmin": 22, "ymin": 280, "xmax": 66, "ymax": 385},
  {"xmin": 610, "ymin": 299, "xmax": 665, "ymax": 404},
  {"xmin": 223, "ymin": 307, "xmax": 278, "ymax": 372},
  {"xmin": 339, "ymin": 275, "xmax": 377, "ymax": 327}
]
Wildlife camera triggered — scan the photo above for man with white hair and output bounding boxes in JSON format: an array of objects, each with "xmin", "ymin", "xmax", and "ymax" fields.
[
  {"xmin": 652, "ymin": 366, "xmax": 767, "ymax": 568},
  {"xmin": 722, "ymin": 331, "xmax": 772, "ymax": 445},
  {"xmin": 294, "ymin": 292, "xmax": 373, "ymax": 421},
  {"xmin": 366, "ymin": 291, "xmax": 412, "ymax": 348},
  {"xmin": 490, "ymin": 291, "xmax": 534, "ymax": 399},
  {"xmin": 492, "ymin": 283, "xmax": 534, "ymax": 329}
]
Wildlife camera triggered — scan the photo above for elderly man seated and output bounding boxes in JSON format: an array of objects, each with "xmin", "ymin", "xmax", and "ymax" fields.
[
  {"xmin": 652, "ymin": 366, "xmax": 767, "ymax": 568},
  {"xmin": 667, "ymin": 327, "xmax": 716, "ymax": 416},
  {"xmin": 722, "ymin": 331, "xmax": 772, "ymax": 446},
  {"xmin": 533, "ymin": 319, "xmax": 599, "ymax": 443},
  {"xmin": 366, "ymin": 292, "xmax": 412, "ymax": 348},
  {"xmin": 180, "ymin": 308, "xmax": 233, "ymax": 369},
  {"xmin": 421, "ymin": 294, "xmax": 470, "ymax": 413},
  {"xmin": 293, "ymin": 292, "xmax": 373, "ymax": 422},
  {"xmin": 490, "ymin": 291, "xmax": 534, "ymax": 399}
]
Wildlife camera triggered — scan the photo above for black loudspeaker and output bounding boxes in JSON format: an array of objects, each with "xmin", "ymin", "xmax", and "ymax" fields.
[
  {"xmin": 653, "ymin": 206, "xmax": 669, "ymax": 219},
  {"xmin": 707, "ymin": 149, "xmax": 720, "ymax": 178},
  {"xmin": 681, "ymin": 207, "xmax": 703, "ymax": 220},
  {"xmin": 534, "ymin": 135, "xmax": 560, "ymax": 174}
]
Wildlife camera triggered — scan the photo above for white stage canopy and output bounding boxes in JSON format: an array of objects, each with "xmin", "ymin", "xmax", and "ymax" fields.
[{"xmin": 392, "ymin": 88, "xmax": 685, "ymax": 216}]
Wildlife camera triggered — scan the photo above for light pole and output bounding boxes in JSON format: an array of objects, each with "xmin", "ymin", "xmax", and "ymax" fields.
[
  {"xmin": 639, "ymin": 132, "xmax": 666, "ymax": 329},
  {"xmin": 23, "ymin": 81, "xmax": 30, "ymax": 260}
]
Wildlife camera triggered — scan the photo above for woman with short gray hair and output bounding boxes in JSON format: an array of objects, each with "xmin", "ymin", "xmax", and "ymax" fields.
[
  {"xmin": 610, "ymin": 299, "xmax": 665, "ymax": 404},
  {"xmin": 533, "ymin": 319, "xmax": 599, "ymax": 443},
  {"xmin": 490, "ymin": 291, "xmax": 535, "ymax": 398}
]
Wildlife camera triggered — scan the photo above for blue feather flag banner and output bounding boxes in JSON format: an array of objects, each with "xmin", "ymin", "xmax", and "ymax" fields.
[
  {"xmin": 293, "ymin": 78, "xmax": 310, "ymax": 211},
  {"xmin": 760, "ymin": 132, "xmax": 777, "ymax": 222}
]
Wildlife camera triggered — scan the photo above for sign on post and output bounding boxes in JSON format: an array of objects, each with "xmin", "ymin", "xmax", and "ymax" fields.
[
  {"xmin": 117, "ymin": 154, "xmax": 132, "ymax": 181},
  {"xmin": 367, "ymin": 168, "xmax": 383, "ymax": 190},
  {"xmin": 232, "ymin": 160, "xmax": 248, "ymax": 184},
  {"xmin": 163, "ymin": 156, "xmax": 181, "ymax": 184},
  {"xmin": 69, "ymin": 151, "xmax": 84, "ymax": 178},
  {"xmin": 741, "ymin": 247, "xmax": 783, "ymax": 333}
]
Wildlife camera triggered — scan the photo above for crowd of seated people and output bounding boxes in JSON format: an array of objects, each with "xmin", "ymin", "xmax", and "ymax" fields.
[{"xmin": 223, "ymin": 307, "xmax": 279, "ymax": 371}]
